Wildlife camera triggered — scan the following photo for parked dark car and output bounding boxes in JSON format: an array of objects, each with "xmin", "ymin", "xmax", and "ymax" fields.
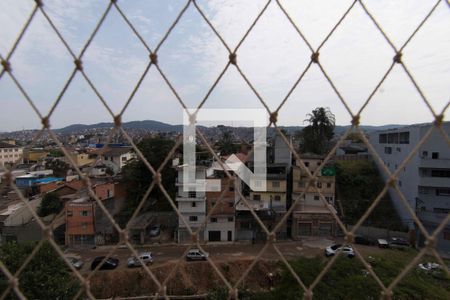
[
  {"xmin": 354, "ymin": 235, "xmax": 376, "ymax": 246},
  {"xmin": 90, "ymin": 257, "xmax": 119, "ymax": 270}
]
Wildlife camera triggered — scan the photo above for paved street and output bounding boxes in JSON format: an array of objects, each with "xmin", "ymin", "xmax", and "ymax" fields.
[{"xmin": 64, "ymin": 237, "xmax": 384, "ymax": 273}]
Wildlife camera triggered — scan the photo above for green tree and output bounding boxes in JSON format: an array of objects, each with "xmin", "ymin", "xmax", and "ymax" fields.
[
  {"xmin": 45, "ymin": 158, "xmax": 70, "ymax": 177},
  {"xmin": 216, "ymin": 130, "xmax": 238, "ymax": 156},
  {"xmin": 38, "ymin": 193, "xmax": 63, "ymax": 217},
  {"xmin": 0, "ymin": 242, "xmax": 79, "ymax": 299},
  {"xmin": 299, "ymin": 107, "xmax": 335, "ymax": 155},
  {"xmin": 48, "ymin": 149, "xmax": 64, "ymax": 157},
  {"xmin": 119, "ymin": 136, "xmax": 177, "ymax": 226},
  {"xmin": 335, "ymin": 160, "xmax": 405, "ymax": 230}
]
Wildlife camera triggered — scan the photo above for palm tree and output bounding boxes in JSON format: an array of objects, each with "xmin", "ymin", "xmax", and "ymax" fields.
[
  {"xmin": 299, "ymin": 107, "xmax": 335, "ymax": 154},
  {"xmin": 217, "ymin": 130, "xmax": 236, "ymax": 156}
]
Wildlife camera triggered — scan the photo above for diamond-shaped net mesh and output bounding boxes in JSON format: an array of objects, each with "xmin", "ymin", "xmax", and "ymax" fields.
[{"xmin": 0, "ymin": 0, "xmax": 449, "ymax": 299}]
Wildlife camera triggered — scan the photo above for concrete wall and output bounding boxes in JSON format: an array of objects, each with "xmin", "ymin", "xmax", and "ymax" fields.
[{"xmin": 205, "ymin": 216, "xmax": 235, "ymax": 241}]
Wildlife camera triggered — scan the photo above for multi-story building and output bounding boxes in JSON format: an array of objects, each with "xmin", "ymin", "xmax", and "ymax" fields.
[
  {"xmin": 369, "ymin": 122, "xmax": 450, "ymax": 253},
  {"xmin": 97, "ymin": 146, "xmax": 136, "ymax": 174},
  {"xmin": 0, "ymin": 141, "xmax": 23, "ymax": 168},
  {"xmin": 64, "ymin": 151, "xmax": 96, "ymax": 168},
  {"xmin": 175, "ymin": 165, "xmax": 207, "ymax": 243},
  {"xmin": 235, "ymin": 164, "xmax": 289, "ymax": 241},
  {"xmin": 23, "ymin": 148, "xmax": 49, "ymax": 163},
  {"xmin": 65, "ymin": 197, "xmax": 95, "ymax": 247},
  {"xmin": 205, "ymin": 162, "xmax": 236, "ymax": 242},
  {"xmin": 291, "ymin": 154, "xmax": 337, "ymax": 239}
]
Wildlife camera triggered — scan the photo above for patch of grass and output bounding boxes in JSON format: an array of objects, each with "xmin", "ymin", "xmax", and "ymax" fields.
[{"xmin": 246, "ymin": 251, "xmax": 450, "ymax": 300}]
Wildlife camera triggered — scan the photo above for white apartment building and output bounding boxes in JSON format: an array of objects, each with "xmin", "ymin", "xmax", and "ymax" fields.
[
  {"xmin": 369, "ymin": 122, "xmax": 450, "ymax": 254},
  {"xmin": 175, "ymin": 165, "xmax": 207, "ymax": 243},
  {"xmin": 0, "ymin": 141, "xmax": 23, "ymax": 168},
  {"xmin": 98, "ymin": 147, "xmax": 136, "ymax": 174}
]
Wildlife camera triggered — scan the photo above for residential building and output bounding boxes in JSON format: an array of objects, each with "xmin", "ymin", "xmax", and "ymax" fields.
[
  {"xmin": 0, "ymin": 141, "xmax": 23, "ymax": 168},
  {"xmin": 15, "ymin": 173, "xmax": 64, "ymax": 196},
  {"xmin": 23, "ymin": 148, "xmax": 49, "ymax": 163},
  {"xmin": 235, "ymin": 164, "xmax": 289, "ymax": 241},
  {"xmin": 65, "ymin": 197, "xmax": 95, "ymax": 247},
  {"xmin": 175, "ymin": 165, "xmax": 207, "ymax": 243},
  {"xmin": 97, "ymin": 146, "xmax": 136, "ymax": 174},
  {"xmin": 64, "ymin": 151, "xmax": 96, "ymax": 168},
  {"xmin": 291, "ymin": 154, "xmax": 337, "ymax": 239},
  {"xmin": 205, "ymin": 162, "xmax": 236, "ymax": 242},
  {"xmin": 369, "ymin": 122, "xmax": 450, "ymax": 254}
]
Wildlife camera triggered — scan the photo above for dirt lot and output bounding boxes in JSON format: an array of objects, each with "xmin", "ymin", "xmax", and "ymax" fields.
[{"xmin": 89, "ymin": 259, "xmax": 280, "ymax": 298}]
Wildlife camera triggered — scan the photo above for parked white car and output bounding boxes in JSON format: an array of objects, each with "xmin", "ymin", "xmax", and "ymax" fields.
[
  {"xmin": 127, "ymin": 252, "xmax": 153, "ymax": 268},
  {"xmin": 325, "ymin": 244, "xmax": 355, "ymax": 258},
  {"xmin": 418, "ymin": 262, "xmax": 441, "ymax": 272},
  {"xmin": 186, "ymin": 249, "xmax": 209, "ymax": 261}
]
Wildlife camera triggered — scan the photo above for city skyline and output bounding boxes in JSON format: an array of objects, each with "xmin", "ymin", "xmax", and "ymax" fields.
[{"xmin": 0, "ymin": 0, "xmax": 449, "ymax": 132}]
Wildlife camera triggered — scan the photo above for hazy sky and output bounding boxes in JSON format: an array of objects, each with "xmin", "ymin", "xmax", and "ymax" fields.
[{"xmin": 0, "ymin": 0, "xmax": 449, "ymax": 132}]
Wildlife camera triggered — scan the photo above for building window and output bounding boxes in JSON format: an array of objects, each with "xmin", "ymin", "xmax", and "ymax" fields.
[
  {"xmin": 211, "ymin": 202, "xmax": 216, "ymax": 207},
  {"xmin": 81, "ymin": 222, "xmax": 88, "ymax": 230},
  {"xmin": 317, "ymin": 161, "xmax": 321, "ymax": 166},
  {"xmin": 326, "ymin": 183, "xmax": 332, "ymax": 188},
  {"xmin": 399, "ymin": 132, "xmax": 410, "ymax": 144},
  {"xmin": 229, "ymin": 186, "xmax": 234, "ymax": 191},
  {"xmin": 314, "ymin": 195, "xmax": 320, "ymax": 201},
  {"xmin": 298, "ymin": 181, "xmax": 305, "ymax": 188},
  {"xmin": 444, "ymin": 230, "xmax": 450, "ymax": 241},
  {"xmin": 317, "ymin": 182, "xmax": 322, "ymax": 188},
  {"xmin": 121, "ymin": 156, "xmax": 127, "ymax": 162},
  {"xmin": 241, "ymin": 222, "xmax": 250, "ymax": 229},
  {"xmin": 254, "ymin": 180, "xmax": 263, "ymax": 188},
  {"xmin": 422, "ymin": 151, "xmax": 428, "ymax": 158},
  {"xmin": 67, "ymin": 211, "xmax": 73, "ymax": 216},
  {"xmin": 419, "ymin": 187, "xmax": 428, "ymax": 194},
  {"xmin": 210, "ymin": 217, "xmax": 217, "ymax": 223},
  {"xmin": 228, "ymin": 202, "xmax": 233, "ymax": 207},
  {"xmin": 431, "ymin": 170, "xmax": 450, "ymax": 177},
  {"xmin": 432, "ymin": 152, "xmax": 439, "ymax": 159},
  {"xmin": 396, "ymin": 147, "xmax": 401, "ymax": 152},
  {"xmin": 228, "ymin": 217, "xmax": 234, "ymax": 222},
  {"xmin": 387, "ymin": 133, "xmax": 399, "ymax": 144},
  {"xmin": 188, "ymin": 191, "xmax": 196, "ymax": 198},
  {"xmin": 253, "ymin": 194, "xmax": 261, "ymax": 201},
  {"xmin": 384, "ymin": 147, "xmax": 392, "ymax": 154},
  {"xmin": 399, "ymin": 180, "xmax": 402, "ymax": 187},
  {"xmin": 274, "ymin": 195, "xmax": 281, "ymax": 201},
  {"xmin": 436, "ymin": 188, "xmax": 450, "ymax": 196},
  {"xmin": 304, "ymin": 162, "xmax": 309, "ymax": 167},
  {"xmin": 191, "ymin": 202, "xmax": 196, "ymax": 207},
  {"xmin": 272, "ymin": 181, "xmax": 280, "ymax": 188},
  {"xmin": 80, "ymin": 211, "xmax": 88, "ymax": 217},
  {"xmin": 379, "ymin": 134, "xmax": 387, "ymax": 144},
  {"xmin": 433, "ymin": 208, "xmax": 450, "ymax": 214},
  {"xmin": 189, "ymin": 216, "xmax": 198, "ymax": 222}
]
